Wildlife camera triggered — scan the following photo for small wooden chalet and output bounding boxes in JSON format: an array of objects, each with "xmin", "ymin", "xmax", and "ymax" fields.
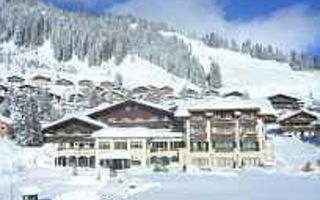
[
  {"xmin": 204, "ymin": 89, "xmax": 219, "ymax": 96},
  {"xmin": 55, "ymin": 78, "xmax": 74, "ymax": 87},
  {"xmin": 278, "ymin": 109, "xmax": 319, "ymax": 135},
  {"xmin": 19, "ymin": 84, "xmax": 37, "ymax": 93},
  {"xmin": 130, "ymin": 86, "xmax": 149, "ymax": 99},
  {"xmin": 87, "ymin": 99, "xmax": 178, "ymax": 129},
  {"xmin": 7, "ymin": 75, "xmax": 25, "ymax": 83},
  {"xmin": 268, "ymin": 94, "xmax": 302, "ymax": 110},
  {"xmin": 100, "ymin": 80, "xmax": 114, "ymax": 90},
  {"xmin": 78, "ymin": 79, "xmax": 94, "ymax": 87},
  {"xmin": 223, "ymin": 91, "xmax": 245, "ymax": 98},
  {"xmin": 157, "ymin": 86, "xmax": 174, "ymax": 96}
]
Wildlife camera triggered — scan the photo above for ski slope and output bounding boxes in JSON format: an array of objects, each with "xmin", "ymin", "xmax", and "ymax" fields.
[{"xmin": 161, "ymin": 31, "xmax": 320, "ymax": 99}]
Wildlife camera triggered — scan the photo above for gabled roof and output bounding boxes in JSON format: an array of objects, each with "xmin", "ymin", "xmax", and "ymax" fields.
[
  {"xmin": 86, "ymin": 99, "xmax": 173, "ymax": 117},
  {"xmin": 268, "ymin": 94, "xmax": 300, "ymax": 101},
  {"xmin": 278, "ymin": 109, "xmax": 320, "ymax": 122},
  {"xmin": 42, "ymin": 114, "xmax": 108, "ymax": 131},
  {"xmin": 55, "ymin": 78, "xmax": 74, "ymax": 86},
  {"xmin": 223, "ymin": 91, "xmax": 244, "ymax": 97}
]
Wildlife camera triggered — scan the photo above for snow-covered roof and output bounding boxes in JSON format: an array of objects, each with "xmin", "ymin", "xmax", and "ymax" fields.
[
  {"xmin": 92, "ymin": 127, "xmax": 183, "ymax": 138},
  {"xmin": 173, "ymin": 97, "xmax": 276, "ymax": 117},
  {"xmin": 188, "ymin": 98, "xmax": 261, "ymax": 111},
  {"xmin": 278, "ymin": 109, "xmax": 320, "ymax": 122},
  {"xmin": 42, "ymin": 114, "xmax": 108, "ymax": 130},
  {"xmin": 0, "ymin": 114, "xmax": 13, "ymax": 124},
  {"xmin": 85, "ymin": 99, "xmax": 172, "ymax": 117}
]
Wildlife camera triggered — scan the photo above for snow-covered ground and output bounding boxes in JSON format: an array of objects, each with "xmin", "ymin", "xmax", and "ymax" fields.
[{"xmin": 0, "ymin": 135, "xmax": 319, "ymax": 200}]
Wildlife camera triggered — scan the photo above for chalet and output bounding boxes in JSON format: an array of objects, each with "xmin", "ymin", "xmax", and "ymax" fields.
[
  {"xmin": 181, "ymin": 99, "xmax": 273, "ymax": 168},
  {"xmin": 0, "ymin": 114, "xmax": 13, "ymax": 140},
  {"xmin": 268, "ymin": 94, "xmax": 302, "ymax": 110},
  {"xmin": 43, "ymin": 100, "xmax": 184, "ymax": 169},
  {"xmin": 42, "ymin": 115, "xmax": 108, "ymax": 167},
  {"xmin": 86, "ymin": 99, "xmax": 177, "ymax": 129},
  {"xmin": 100, "ymin": 80, "xmax": 114, "ymax": 91},
  {"xmin": 43, "ymin": 98, "xmax": 274, "ymax": 170},
  {"xmin": 7, "ymin": 75, "xmax": 25, "ymax": 84},
  {"xmin": 130, "ymin": 86, "xmax": 149, "ymax": 99},
  {"xmin": 18, "ymin": 84, "xmax": 37, "ymax": 93},
  {"xmin": 157, "ymin": 86, "xmax": 174, "ymax": 96},
  {"xmin": 223, "ymin": 91, "xmax": 245, "ymax": 98},
  {"xmin": 55, "ymin": 78, "xmax": 74, "ymax": 87},
  {"xmin": 278, "ymin": 109, "xmax": 320, "ymax": 136},
  {"xmin": 68, "ymin": 93, "xmax": 85, "ymax": 103},
  {"xmin": 78, "ymin": 79, "xmax": 94, "ymax": 88},
  {"xmin": 100, "ymin": 90, "xmax": 127, "ymax": 103},
  {"xmin": 204, "ymin": 89, "xmax": 219, "ymax": 96}
]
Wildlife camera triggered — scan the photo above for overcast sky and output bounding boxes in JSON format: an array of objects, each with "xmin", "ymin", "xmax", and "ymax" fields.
[{"xmin": 40, "ymin": 0, "xmax": 320, "ymax": 55}]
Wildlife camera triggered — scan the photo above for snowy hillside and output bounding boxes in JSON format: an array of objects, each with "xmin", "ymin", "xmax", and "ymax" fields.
[
  {"xmin": 0, "ymin": 41, "xmax": 199, "ymax": 92},
  {"xmin": 161, "ymin": 31, "xmax": 320, "ymax": 99}
]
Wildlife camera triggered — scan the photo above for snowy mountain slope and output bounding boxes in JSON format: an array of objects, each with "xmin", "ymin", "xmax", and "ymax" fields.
[
  {"xmin": 0, "ymin": 40, "xmax": 199, "ymax": 92},
  {"xmin": 161, "ymin": 31, "xmax": 320, "ymax": 99}
]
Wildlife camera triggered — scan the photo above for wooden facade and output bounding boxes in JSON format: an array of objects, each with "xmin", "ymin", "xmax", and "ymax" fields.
[
  {"xmin": 279, "ymin": 110, "xmax": 319, "ymax": 133},
  {"xmin": 268, "ymin": 94, "xmax": 301, "ymax": 110},
  {"xmin": 88, "ymin": 100, "xmax": 178, "ymax": 129},
  {"xmin": 43, "ymin": 117, "xmax": 104, "ymax": 143}
]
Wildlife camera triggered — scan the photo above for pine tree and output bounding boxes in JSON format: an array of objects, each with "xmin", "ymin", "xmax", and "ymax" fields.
[
  {"xmin": 12, "ymin": 93, "xmax": 42, "ymax": 146},
  {"xmin": 207, "ymin": 62, "xmax": 222, "ymax": 89}
]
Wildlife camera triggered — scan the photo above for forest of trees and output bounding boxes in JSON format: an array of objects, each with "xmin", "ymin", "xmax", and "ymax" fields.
[
  {"xmin": 0, "ymin": 0, "xmax": 208, "ymax": 87},
  {"xmin": 203, "ymin": 32, "xmax": 320, "ymax": 70}
]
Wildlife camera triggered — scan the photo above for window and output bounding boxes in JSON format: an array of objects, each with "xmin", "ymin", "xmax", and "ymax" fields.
[
  {"xmin": 79, "ymin": 143, "xmax": 84, "ymax": 149},
  {"xmin": 114, "ymin": 141, "xmax": 127, "ymax": 150},
  {"xmin": 130, "ymin": 141, "xmax": 143, "ymax": 149},
  {"xmin": 213, "ymin": 140, "xmax": 235, "ymax": 152},
  {"xmin": 190, "ymin": 141, "xmax": 208, "ymax": 152},
  {"xmin": 1, "ymin": 125, "xmax": 6, "ymax": 131},
  {"xmin": 242, "ymin": 124, "xmax": 256, "ymax": 133},
  {"xmin": 99, "ymin": 142, "xmax": 110, "ymax": 149},
  {"xmin": 131, "ymin": 160, "xmax": 141, "ymax": 166},
  {"xmin": 125, "ymin": 106, "xmax": 132, "ymax": 111},
  {"xmin": 69, "ymin": 142, "xmax": 74, "ymax": 149},
  {"xmin": 213, "ymin": 123, "xmax": 235, "ymax": 133},
  {"xmin": 170, "ymin": 141, "xmax": 185, "ymax": 150},
  {"xmin": 152, "ymin": 141, "xmax": 167, "ymax": 149},
  {"xmin": 190, "ymin": 120, "xmax": 206, "ymax": 135},
  {"xmin": 241, "ymin": 140, "xmax": 259, "ymax": 151},
  {"xmin": 89, "ymin": 142, "xmax": 95, "ymax": 149}
]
